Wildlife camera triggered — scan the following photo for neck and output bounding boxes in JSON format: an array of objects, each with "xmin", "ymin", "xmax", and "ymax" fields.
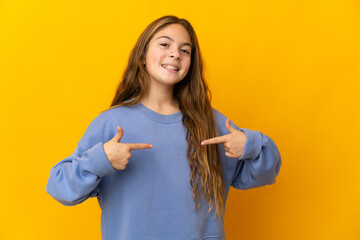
[{"xmin": 140, "ymin": 81, "xmax": 180, "ymax": 114}]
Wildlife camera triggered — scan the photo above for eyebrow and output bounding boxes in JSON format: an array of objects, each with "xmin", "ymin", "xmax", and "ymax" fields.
[{"xmin": 156, "ymin": 36, "xmax": 192, "ymax": 48}]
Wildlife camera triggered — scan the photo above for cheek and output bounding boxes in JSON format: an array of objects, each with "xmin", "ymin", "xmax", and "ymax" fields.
[
  {"xmin": 145, "ymin": 55, "xmax": 158, "ymax": 70},
  {"xmin": 147, "ymin": 49, "xmax": 165, "ymax": 63},
  {"xmin": 183, "ymin": 59, "xmax": 191, "ymax": 72}
]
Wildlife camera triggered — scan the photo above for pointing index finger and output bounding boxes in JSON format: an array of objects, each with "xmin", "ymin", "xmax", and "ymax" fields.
[
  {"xmin": 201, "ymin": 135, "xmax": 227, "ymax": 145},
  {"xmin": 127, "ymin": 143, "xmax": 153, "ymax": 151}
]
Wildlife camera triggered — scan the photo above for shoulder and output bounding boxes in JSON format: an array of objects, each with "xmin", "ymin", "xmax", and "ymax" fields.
[
  {"xmin": 99, "ymin": 105, "xmax": 136, "ymax": 117},
  {"xmin": 77, "ymin": 105, "xmax": 136, "ymax": 150},
  {"xmin": 211, "ymin": 108, "xmax": 228, "ymax": 134},
  {"xmin": 212, "ymin": 108, "xmax": 227, "ymax": 123},
  {"xmin": 92, "ymin": 104, "xmax": 139, "ymax": 125},
  {"xmin": 85, "ymin": 105, "xmax": 131, "ymax": 131},
  {"xmin": 211, "ymin": 107, "xmax": 241, "ymax": 135}
]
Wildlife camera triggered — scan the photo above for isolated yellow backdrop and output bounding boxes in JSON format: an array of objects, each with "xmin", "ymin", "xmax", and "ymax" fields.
[{"xmin": 1, "ymin": 0, "xmax": 359, "ymax": 239}]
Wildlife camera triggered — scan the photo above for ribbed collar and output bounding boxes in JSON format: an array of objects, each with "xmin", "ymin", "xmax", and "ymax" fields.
[{"xmin": 132, "ymin": 103, "xmax": 183, "ymax": 124}]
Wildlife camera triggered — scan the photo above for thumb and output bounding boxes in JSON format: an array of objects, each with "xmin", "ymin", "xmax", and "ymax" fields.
[
  {"xmin": 112, "ymin": 126, "xmax": 124, "ymax": 142},
  {"xmin": 225, "ymin": 118, "xmax": 237, "ymax": 133}
]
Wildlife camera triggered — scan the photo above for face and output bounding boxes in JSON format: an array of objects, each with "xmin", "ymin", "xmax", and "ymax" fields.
[{"xmin": 144, "ymin": 24, "xmax": 192, "ymax": 87}]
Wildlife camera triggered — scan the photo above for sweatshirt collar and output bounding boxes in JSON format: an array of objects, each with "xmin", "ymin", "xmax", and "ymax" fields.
[{"xmin": 132, "ymin": 103, "xmax": 182, "ymax": 124}]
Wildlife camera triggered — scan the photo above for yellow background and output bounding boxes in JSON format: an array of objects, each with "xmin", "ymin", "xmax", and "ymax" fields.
[{"xmin": 1, "ymin": 0, "xmax": 359, "ymax": 239}]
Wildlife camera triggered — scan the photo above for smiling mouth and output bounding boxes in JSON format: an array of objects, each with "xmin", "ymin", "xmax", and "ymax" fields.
[{"xmin": 161, "ymin": 64, "xmax": 179, "ymax": 71}]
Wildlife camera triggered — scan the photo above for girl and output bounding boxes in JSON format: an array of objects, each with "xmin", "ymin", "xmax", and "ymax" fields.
[{"xmin": 47, "ymin": 15, "xmax": 282, "ymax": 240}]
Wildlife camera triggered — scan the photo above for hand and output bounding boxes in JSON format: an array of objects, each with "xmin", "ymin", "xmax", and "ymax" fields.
[
  {"xmin": 103, "ymin": 126, "xmax": 153, "ymax": 170},
  {"xmin": 201, "ymin": 118, "xmax": 247, "ymax": 158}
]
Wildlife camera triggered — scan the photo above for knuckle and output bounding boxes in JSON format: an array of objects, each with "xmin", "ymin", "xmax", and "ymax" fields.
[
  {"xmin": 118, "ymin": 160, "xmax": 129, "ymax": 170},
  {"xmin": 225, "ymin": 151, "xmax": 233, "ymax": 158}
]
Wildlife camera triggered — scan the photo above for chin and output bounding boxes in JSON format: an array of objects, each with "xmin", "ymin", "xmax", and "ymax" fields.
[
  {"xmin": 160, "ymin": 78, "xmax": 184, "ymax": 86},
  {"xmin": 163, "ymin": 81, "xmax": 182, "ymax": 86}
]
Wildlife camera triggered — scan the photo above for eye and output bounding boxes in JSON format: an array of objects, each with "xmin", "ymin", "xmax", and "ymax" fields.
[
  {"xmin": 160, "ymin": 43, "xmax": 169, "ymax": 47},
  {"xmin": 181, "ymin": 49, "xmax": 190, "ymax": 54}
]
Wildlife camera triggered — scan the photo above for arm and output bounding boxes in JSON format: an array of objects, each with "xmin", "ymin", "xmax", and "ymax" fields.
[
  {"xmin": 46, "ymin": 113, "xmax": 117, "ymax": 206},
  {"xmin": 230, "ymin": 127, "xmax": 282, "ymax": 190},
  {"xmin": 46, "ymin": 142, "xmax": 116, "ymax": 206},
  {"xmin": 204, "ymin": 109, "xmax": 282, "ymax": 190}
]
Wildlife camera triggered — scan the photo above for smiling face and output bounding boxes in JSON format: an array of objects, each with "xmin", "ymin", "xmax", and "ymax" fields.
[{"xmin": 144, "ymin": 24, "xmax": 192, "ymax": 87}]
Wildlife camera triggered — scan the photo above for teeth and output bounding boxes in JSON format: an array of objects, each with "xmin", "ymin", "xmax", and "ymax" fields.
[{"xmin": 162, "ymin": 64, "xmax": 178, "ymax": 71}]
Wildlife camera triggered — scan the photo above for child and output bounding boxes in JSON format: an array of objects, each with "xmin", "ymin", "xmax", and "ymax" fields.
[{"xmin": 47, "ymin": 15, "xmax": 282, "ymax": 240}]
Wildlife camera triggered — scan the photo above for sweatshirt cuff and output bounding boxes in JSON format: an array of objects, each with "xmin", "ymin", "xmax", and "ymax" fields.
[
  {"xmin": 86, "ymin": 142, "xmax": 117, "ymax": 177},
  {"xmin": 238, "ymin": 128, "xmax": 262, "ymax": 160}
]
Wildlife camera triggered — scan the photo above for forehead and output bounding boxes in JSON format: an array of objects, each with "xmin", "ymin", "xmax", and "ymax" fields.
[{"xmin": 152, "ymin": 24, "xmax": 191, "ymax": 44}]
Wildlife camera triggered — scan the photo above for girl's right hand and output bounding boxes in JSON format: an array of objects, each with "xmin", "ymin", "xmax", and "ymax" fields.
[{"xmin": 103, "ymin": 126, "xmax": 153, "ymax": 170}]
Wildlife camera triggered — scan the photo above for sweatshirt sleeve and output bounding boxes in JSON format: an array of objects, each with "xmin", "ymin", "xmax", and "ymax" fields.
[
  {"xmin": 230, "ymin": 125, "xmax": 282, "ymax": 190},
  {"xmin": 46, "ymin": 113, "xmax": 117, "ymax": 206}
]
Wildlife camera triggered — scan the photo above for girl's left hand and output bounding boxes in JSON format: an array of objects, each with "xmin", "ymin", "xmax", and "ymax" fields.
[{"xmin": 201, "ymin": 118, "xmax": 247, "ymax": 158}]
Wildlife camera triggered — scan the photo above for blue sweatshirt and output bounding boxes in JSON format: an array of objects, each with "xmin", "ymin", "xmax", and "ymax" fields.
[{"xmin": 46, "ymin": 103, "xmax": 282, "ymax": 240}]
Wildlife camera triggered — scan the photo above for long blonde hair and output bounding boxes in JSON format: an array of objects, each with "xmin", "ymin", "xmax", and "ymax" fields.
[{"xmin": 104, "ymin": 15, "xmax": 225, "ymax": 219}]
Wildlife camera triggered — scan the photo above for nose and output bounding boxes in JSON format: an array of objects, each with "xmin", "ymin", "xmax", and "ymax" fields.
[{"xmin": 169, "ymin": 49, "xmax": 181, "ymax": 60}]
